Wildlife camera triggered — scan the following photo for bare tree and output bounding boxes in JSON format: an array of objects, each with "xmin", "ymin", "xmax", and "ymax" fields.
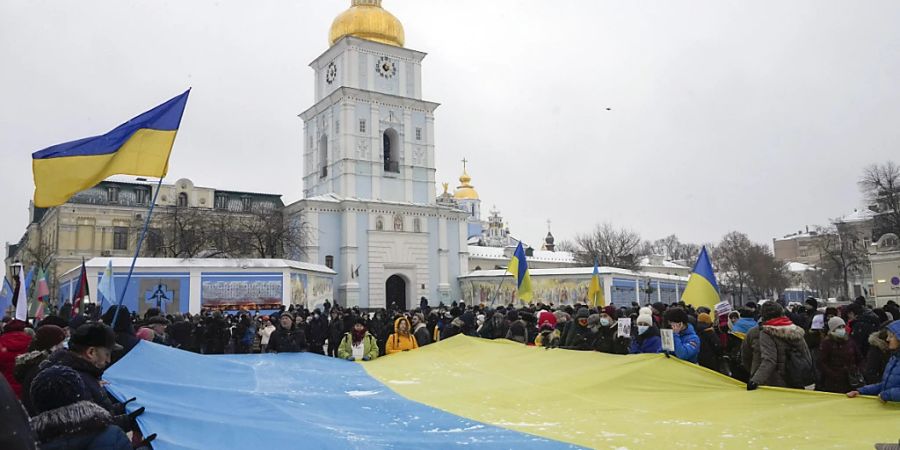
[
  {"xmin": 714, "ymin": 231, "xmax": 754, "ymax": 305},
  {"xmin": 745, "ymin": 245, "xmax": 790, "ymax": 300},
  {"xmin": 554, "ymin": 239, "xmax": 577, "ymax": 254},
  {"xmin": 814, "ymin": 225, "xmax": 867, "ymax": 299},
  {"xmin": 572, "ymin": 223, "xmax": 642, "ymax": 270},
  {"xmin": 232, "ymin": 208, "xmax": 308, "ymax": 258},
  {"xmin": 859, "ymin": 161, "xmax": 900, "ymax": 238}
]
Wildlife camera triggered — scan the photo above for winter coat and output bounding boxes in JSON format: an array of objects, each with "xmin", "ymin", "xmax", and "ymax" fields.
[
  {"xmin": 441, "ymin": 318, "xmax": 465, "ymax": 341},
  {"xmin": 864, "ymin": 331, "xmax": 892, "ymax": 384},
  {"xmin": 817, "ymin": 335, "xmax": 862, "ymax": 393},
  {"xmin": 478, "ymin": 313, "xmax": 509, "ymax": 340},
  {"xmin": 266, "ymin": 327, "xmax": 308, "ymax": 353},
  {"xmin": 561, "ymin": 322, "xmax": 595, "ymax": 351},
  {"xmin": 630, "ymin": 326, "xmax": 662, "ymax": 354},
  {"xmin": 337, "ymin": 332, "xmax": 379, "ymax": 360},
  {"xmin": 328, "ymin": 316, "xmax": 346, "ymax": 346},
  {"xmin": 0, "ymin": 376, "xmax": 35, "ymax": 450},
  {"xmin": 743, "ymin": 318, "xmax": 810, "ymax": 388},
  {"xmin": 666, "ymin": 323, "xmax": 701, "ymax": 364},
  {"xmin": 30, "ymin": 400, "xmax": 132, "ymax": 450},
  {"xmin": 850, "ymin": 310, "xmax": 880, "ymax": 357},
  {"xmin": 505, "ymin": 319, "xmax": 530, "ymax": 344},
  {"xmin": 203, "ymin": 317, "xmax": 231, "ymax": 355},
  {"xmin": 167, "ymin": 320, "xmax": 193, "ymax": 350},
  {"xmin": 412, "ymin": 323, "xmax": 431, "ymax": 347},
  {"xmin": 13, "ymin": 350, "xmax": 51, "ymax": 416},
  {"xmin": 696, "ymin": 323, "xmax": 723, "ymax": 371},
  {"xmin": 0, "ymin": 330, "xmax": 33, "ymax": 398},
  {"xmin": 41, "ymin": 350, "xmax": 119, "ymax": 415},
  {"xmin": 385, "ymin": 317, "xmax": 419, "ymax": 355},
  {"xmin": 593, "ymin": 324, "xmax": 630, "ymax": 355},
  {"xmin": 857, "ymin": 320, "xmax": 900, "ymax": 401},
  {"xmin": 306, "ymin": 316, "xmax": 328, "ymax": 354}
]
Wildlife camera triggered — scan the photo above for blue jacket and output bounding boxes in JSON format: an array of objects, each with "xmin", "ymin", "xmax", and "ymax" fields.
[
  {"xmin": 662, "ymin": 323, "xmax": 700, "ymax": 364},
  {"xmin": 630, "ymin": 327, "xmax": 662, "ymax": 354},
  {"xmin": 858, "ymin": 321, "xmax": 900, "ymax": 402}
]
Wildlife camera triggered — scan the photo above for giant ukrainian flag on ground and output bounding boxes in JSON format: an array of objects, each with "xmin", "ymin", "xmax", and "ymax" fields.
[
  {"xmin": 32, "ymin": 90, "xmax": 190, "ymax": 207},
  {"xmin": 680, "ymin": 245, "xmax": 720, "ymax": 311},
  {"xmin": 506, "ymin": 242, "xmax": 533, "ymax": 302}
]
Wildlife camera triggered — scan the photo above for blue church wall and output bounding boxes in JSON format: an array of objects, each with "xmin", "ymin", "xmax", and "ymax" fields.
[
  {"xmin": 467, "ymin": 222, "xmax": 483, "ymax": 240},
  {"xmin": 382, "ymin": 177, "xmax": 402, "ymax": 201},
  {"xmin": 412, "ymin": 168, "xmax": 428, "ymax": 203},
  {"xmin": 427, "ymin": 217, "xmax": 439, "ymax": 305},
  {"xmin": 356, "ymin": 212, "xmax": 370, "ymax": 308},
  {"xmin": 317, "ymin": 212, "xmax": 342, "ymax": 303},
  {"xmin": 94, "ymin": 272, "xmax": 190, "ymax": 316},
  {"xmin": 356, "ymin": 174, "xmax": 372, "ymax": 199},
  {"xmin": 447, "ymin": 220, "xmax": 461, "ymax": 302}
]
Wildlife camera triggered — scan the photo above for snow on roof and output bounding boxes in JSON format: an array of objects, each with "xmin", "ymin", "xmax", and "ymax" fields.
[
  {"xmin": 462, "ymin": 266, "xmax": 688, "ymax": 282},
  {"xmin": 837, "ymin": 208, "xmax": 875, "ymax": 223},
  {"xmin": 103, "ymin": 175, "xmax": 157, "ymax": 185},
  {"xmin": 637, "ymin": 257, "xmax": 690, "ymax": 270},
  {"xmin": 60, "ymin": 258, "xmax": 336, "ymax": 279},
  {"xmin": 299, "ymin": 194, "xmax": 465, "ymax": 213},
  {"xmin": 466, "ymin": 245, "xmax": 576, "ymax": 264},
  {"xmin": 786, "ymin": 261, "xmax": 816, "ymax": 272}
]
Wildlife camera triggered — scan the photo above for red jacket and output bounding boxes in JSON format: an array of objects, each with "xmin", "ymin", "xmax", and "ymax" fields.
[{"xmin": 0, "ymin": 331, "xmax": 33, "ymax": 398}]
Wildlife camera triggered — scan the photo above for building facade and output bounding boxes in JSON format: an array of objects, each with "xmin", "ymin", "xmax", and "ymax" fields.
[{"xmin": 284, "ymin": 1, "xmax": 469, "ymax": 309}]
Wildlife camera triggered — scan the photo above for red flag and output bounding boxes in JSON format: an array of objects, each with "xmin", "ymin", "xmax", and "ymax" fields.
[{"xmin": 72, "ymin": 259, "xmax": 90, "ymax": 318}]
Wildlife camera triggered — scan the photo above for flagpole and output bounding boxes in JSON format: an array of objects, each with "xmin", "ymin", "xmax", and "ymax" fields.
[
  {"xmin": 111, "ymin": 176, "xmax": 164, "ymax": 329},
  {"xmin": 490, "ymin": 275, "xmax": 510, "ymax": 307}
]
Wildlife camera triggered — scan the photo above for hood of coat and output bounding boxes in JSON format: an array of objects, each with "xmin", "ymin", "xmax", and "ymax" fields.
[
  {"xmin": 41, "ymin": 348, "xmax": 104, "ymax": 379},
  {"xmin": 14, "ymin": 349, "xmax": 49, "ymax": 380},
  {"xmin": 869, "ymin": 330, "xmax": 890, "ymax": 352},
  {"xmin": 30, "ymin": 400, "xmax": 112, "ymax": 444},
  {"xmin": 761, "ymin": 322, "xmax": 805, "ymax": 341},
  {"xmin": 393, "ymin": 316, "xmax": 412, "ymax": 335}
]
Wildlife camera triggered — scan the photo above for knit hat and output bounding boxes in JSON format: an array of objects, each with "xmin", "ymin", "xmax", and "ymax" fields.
[
  {"xmin": 30, "ymin": 325, "xmax": 66, "ymax": 352},
  {"xmin": 639, "ymin": 306, "xmax": 653, "ymax": 317},
  {"xmin": 537, "ymin": 310, "xmax": 557, "ymax": 330},
  {"xmin": 4, "ymin": 319, "xmax": 28, "ymax": 333},
  {"xmin": 601, "ymin": 306, "xmax": 617, "ymax": 318},
  {"xmin": 575, "ymin": 307, "xmax": 590, "ymax": 319},
  {"xmin": 636, "ymin": 312, "xmax": 653, "ymax": 326},
  {"xmin": 30, "ymin": 365, "xmax": 86, "ymax": 413},
  {"xmin": 697, "ymin": 313, "xmax": 713, "ymax": 325},
  {"xmin": 827, "ymin": 316, "xmax": 846, "ymax": 332},
  {"xmin": 664, "ymin": 307, "xmax": 689, "ymax": 324},
  {"xmin": 506, "ymin": 310, "xmax": 519, "ymax": 322},
  {"xmin": 805, "ymin": 297, "xmax": 818, "ymax": 309},
  {"xmin": 280, "ymin": 312, "xmax": 294, "ymax": 321}
]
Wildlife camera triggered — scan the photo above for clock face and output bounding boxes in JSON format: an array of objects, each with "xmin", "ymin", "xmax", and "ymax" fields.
[
  {"xmin": 376, "ymin": 56, "xmax": 397, "ymax": 79},
  {"xmin": 325, "ymin": 62, "xmax": 337, "ymax": 85}
]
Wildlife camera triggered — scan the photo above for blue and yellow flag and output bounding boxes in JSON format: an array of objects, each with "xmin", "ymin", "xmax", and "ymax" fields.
[
  {"xmin": 680, "ymin": 246, "xmax": 720, "ymax": 311},
  {"xmin": 587, "ymin": 257, "xmax": 604, "ymax": 307},
  {"xmin": 506, "ymin": 242, "xmax": 533, "ymax": 302},
  {"xmin": 32, "ymin": 90, "xmax": 190, "ymax": 207}
]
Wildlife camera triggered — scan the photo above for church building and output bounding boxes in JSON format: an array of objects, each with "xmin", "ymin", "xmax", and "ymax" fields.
[{"xmin": 285, "ymin": 0, "xmax": 469, "ymax": 310}]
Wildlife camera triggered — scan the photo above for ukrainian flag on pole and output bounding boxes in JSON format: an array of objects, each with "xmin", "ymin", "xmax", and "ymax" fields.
[
  {"xmin": 506, "ymin": 242, "xmax": 533, "ymax": 303},
  {"xmin": 680, "ymin": 246, "xmax": 720, "ymax": 311},
  {"xmin": 587, "ymin": 257, "xmax": 604, "ymax": 307},
  {"xmin": 32, "ymin": 90, "xmax": 190, "ymax": 207}
]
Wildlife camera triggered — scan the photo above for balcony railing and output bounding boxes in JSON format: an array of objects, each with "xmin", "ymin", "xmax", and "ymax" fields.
[{"xmin": 384, "ymin": 160, "xmax": 399, "ymax": 173}]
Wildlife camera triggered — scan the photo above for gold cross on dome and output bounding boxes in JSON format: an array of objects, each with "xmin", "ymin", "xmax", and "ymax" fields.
[{"xmin": 461, "ymin": 157, "xmax": 468, "ymax": 171}]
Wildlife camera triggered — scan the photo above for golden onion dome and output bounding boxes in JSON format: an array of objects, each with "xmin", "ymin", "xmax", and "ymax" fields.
[
  {"xmin": 454, "ymin": 169, "xmax": 479, "ymax": 200},
  {"xmin": 329, "ymin": 0, "xmax": 405, "ymax": 48}
]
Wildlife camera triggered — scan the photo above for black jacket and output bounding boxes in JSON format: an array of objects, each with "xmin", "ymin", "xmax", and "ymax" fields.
[
  {"xmin": 593, "ymin": 324, "xmax": 630, "ymax": 355},
  {"xmin": 696, "ymin": 323, "xmax": 723, "ymax": 371},
  {"xmin": 267, "ymin": 327, "xmax": 308, "ymax": 353}
]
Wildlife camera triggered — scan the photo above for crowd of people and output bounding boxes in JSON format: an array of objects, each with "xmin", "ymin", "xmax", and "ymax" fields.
[{"xmin": 1, "ymin": 295, "xmax": 898, "ymax": 449}]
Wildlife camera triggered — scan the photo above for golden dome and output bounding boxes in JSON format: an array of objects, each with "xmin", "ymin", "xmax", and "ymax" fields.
[
  {"xmin": 329, "ymin": 0, "xmax": 405, "ymax": 47},
  {"xmin": 454, "ymin": 169, "xmax": 479, "ymax": 200}
]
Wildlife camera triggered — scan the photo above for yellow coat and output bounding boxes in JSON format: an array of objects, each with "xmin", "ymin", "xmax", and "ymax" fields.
[{"xmin": 386, "ymin": 317, "xmax": 419, "ymax": 355}]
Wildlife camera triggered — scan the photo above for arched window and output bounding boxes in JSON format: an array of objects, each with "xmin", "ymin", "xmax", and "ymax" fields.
[
  {"xmin": 383, "ymin": 128, "xmax": 399, "ymax": 173},
  {"xmin": 319, "ymin": 135, "xmax": 328, "ymax": 178},
  {"xmin": 325, "ymin": 255, "xmax": 334, "ymax": 269},
  {"xmin": 177, "ymin": 192, "xmax": 188, "ymax": 207}
]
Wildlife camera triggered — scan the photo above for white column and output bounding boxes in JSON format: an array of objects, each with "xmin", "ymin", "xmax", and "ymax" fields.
[{"xmin": 189, "ymin": 270, "xmax": 202, "ymax": 314}]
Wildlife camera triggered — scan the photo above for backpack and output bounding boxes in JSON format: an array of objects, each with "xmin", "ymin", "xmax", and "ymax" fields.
[{"xmin": 784, "ymin": 343, "xmax": 814, "ymax": 388}]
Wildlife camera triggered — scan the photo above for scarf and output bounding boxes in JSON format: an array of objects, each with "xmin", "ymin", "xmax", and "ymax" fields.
[
  {"xmin": 762, "ymin": 316, "xmax": 793, "ymax": 327},
  {"xmin": 352, "ymin": 328, "xmax": 366, "ymax": 345}
]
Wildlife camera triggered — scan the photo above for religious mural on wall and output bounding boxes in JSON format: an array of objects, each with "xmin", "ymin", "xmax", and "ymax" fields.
[
  {"xmin": 201, "ymin": 274, "xmax": 283, "ymax": 310},
  {"xmin": 461, "ymin": 277, "xmax": 597, "ymax": 306}
]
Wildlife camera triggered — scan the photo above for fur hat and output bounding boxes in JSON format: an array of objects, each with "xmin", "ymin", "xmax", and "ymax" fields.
[
  {"xmin": 31, "ymin": 365, "xmax": 86, "ymax": 413},
  {"xmin": 37, "ymin": 315, "xmax": 69, "ymax": 329},
  {"xmin": 664, "ymin": 307, "xmax": 689, "ymax": 324},
  {"xmin": 30, "ymin": 325, "xmax": 66, "ymax": 352},
  {"xmin": 697, "ymin": 313, "xmax": 713, "ymax": 325},
  {"xmin": 69, "ymin": 323, "xmax": 123, "ymax": 351},
  {"xmin": 827, "ymin": 316, "xmax": 846, "ymax": 332}
]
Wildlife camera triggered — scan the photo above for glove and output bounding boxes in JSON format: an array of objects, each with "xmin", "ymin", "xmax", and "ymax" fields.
[
  {"xmin": 136, "ymin": 433, "xmax": 157, "ymax": 449},
  {"xmin": 362, "ymin": 356, "xmax": 371, "ymax": 361},
  {"xmin": 128, "ymin": 406, "xmax": 146, "ymax": 421},
  {"xmin": 123, "ymin": 397, "xmax": 137, "ymax": 407},
  {"xmin": 747, "ymin": 381, "xmax": 759, "ymax": 391},
  {"xmin": 346, "ymin": 356, "xmax": 355, "ymax": 361}
]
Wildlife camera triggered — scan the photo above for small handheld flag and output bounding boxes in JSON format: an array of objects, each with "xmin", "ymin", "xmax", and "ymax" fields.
[
  {"xmin": 15, "ymin": 267, "xmax": 28, "ymax": 321},
  {"xmin": 32, "ymin": 89, "xmax": 190, "ymax": 207},
  {"xmin": 34, "ymin": 267, "xmax": 50, "ymax": 321},
  {"xmin": 506, "ymin": 242, "xmax": 533, "ymax": 303},
  {"xmin": 680, "ymin": 246, "xmax": 720, "ymax": 311},
  {"xmin": 0, "ymin": 278, "xmax": 13, "ymax": 316},
  {"xmin": 72, "ymin": 259, "xmax": 90, "ymax": 318}
]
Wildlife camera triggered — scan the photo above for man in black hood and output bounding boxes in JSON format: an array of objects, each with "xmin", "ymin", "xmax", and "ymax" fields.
[
  {"xmin": 562, "ymin": 307, "xmax": 595, "ymax": 351},
  {"xmin": 100, "ymin": 306, "xmax": 139, "ymax": 363}
]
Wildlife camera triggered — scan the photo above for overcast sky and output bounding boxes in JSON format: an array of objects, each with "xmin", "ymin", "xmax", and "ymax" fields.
[{"xmin": 2, "ymin": 0, "xmax": 899, "ymax": 252}]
